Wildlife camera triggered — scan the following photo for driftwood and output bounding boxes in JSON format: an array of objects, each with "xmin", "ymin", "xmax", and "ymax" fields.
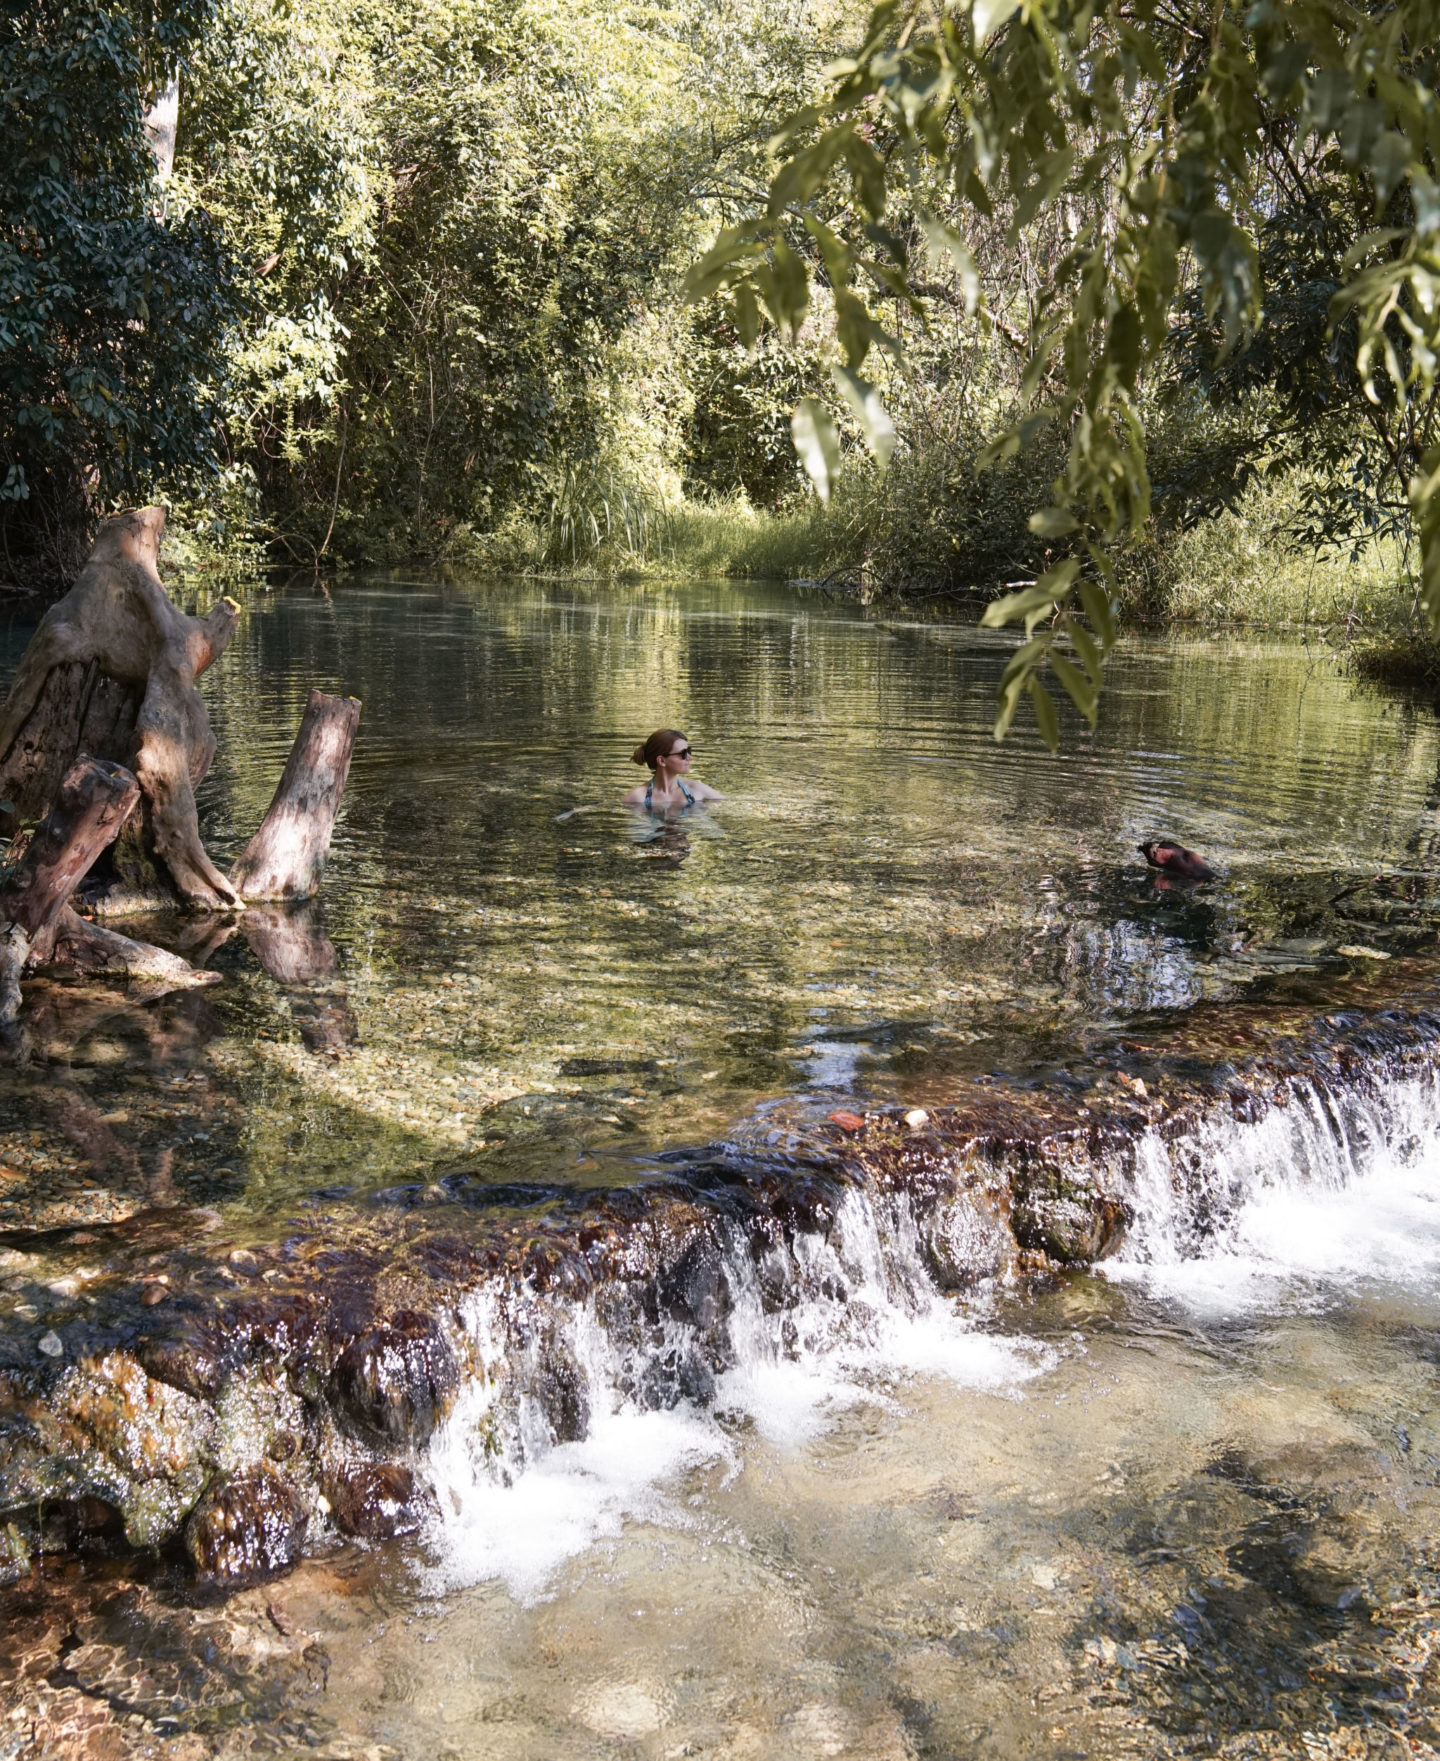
[
  {"xmin": 0, "ymin": 512, "xmax": 363, "ymax": 1025},
  {"xmin": 0, "ymin": 758, "xmax": 138, "ymax": 1020},
  {"xmin": 232, "ymin": 690, "xmax": 360, "ymax": 901},
  {"xmin": 49, "ymin": 908, "xmax": 217, "ymax": 987},
  {"xmin": 0, "ymin": 506, "xmax": 241, "ymax": 910},
  {"xmin": 0, "ymin": 757, "xmax": 217, "ymax": 1025}
]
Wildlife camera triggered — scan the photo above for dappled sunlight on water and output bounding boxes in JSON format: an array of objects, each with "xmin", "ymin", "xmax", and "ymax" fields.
[
  {"xmin": 4, "ymin": 572, "xmax": 1432, "ymax": 1222},
  {"xmin": 5, "ymin": 578, "xmax": 1440, "ymax": 1759}
]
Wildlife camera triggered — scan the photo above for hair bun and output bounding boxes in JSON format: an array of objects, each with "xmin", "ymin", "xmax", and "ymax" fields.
[{"xmin": 630, "ymin": 743, "xmax": 649, "ymax": 766}]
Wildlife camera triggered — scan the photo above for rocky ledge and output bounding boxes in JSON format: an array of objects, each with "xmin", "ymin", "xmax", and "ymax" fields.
[{"xmin": 2, "ymin": 984, "xmax": 1439, "ymax": 1583}]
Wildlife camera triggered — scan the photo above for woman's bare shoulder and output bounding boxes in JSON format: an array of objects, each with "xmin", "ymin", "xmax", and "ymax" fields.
[
  {"xmin": 690, "ymin": 779, "xmax": 723, "ymax": 802},
  {"xmin": 622, "ymin": 783, "xmax": 649, "ymax": 808}
]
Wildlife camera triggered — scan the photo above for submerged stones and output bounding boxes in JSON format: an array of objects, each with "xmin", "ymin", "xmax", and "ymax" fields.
[
  {"xmin": 322, "ymin": 1461, "xmax": 431, "ymax": 1540},
  {"xmin": 2, "ymin": 989, "xmax": 1440, "ymax": 1585},
  {"xmin": 186, "ymin": 1465, "xmax": 308, "ymax": 1579}
]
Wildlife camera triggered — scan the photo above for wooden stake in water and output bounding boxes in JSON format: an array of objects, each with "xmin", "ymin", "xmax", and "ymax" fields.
[{"xmin": 231, "ymin": 690, "xmax": 361, "ymax": 901}]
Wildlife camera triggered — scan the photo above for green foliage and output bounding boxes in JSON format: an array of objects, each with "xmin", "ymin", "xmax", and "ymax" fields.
[
  {"xmin": 174, "ymin": 0, "xmax": 380, "ymax": 519},
  {"xmin": 682, "ymin": 324, "xmax": 821, "ymax": 506},
  {"xmin": 0, "ymin": 0, "xmax": 236, "ymax": 581},
  {"xmin": 171, "ymin": 0, "xmax": 842, "ymax": 565},
  {"xmin": 688, "ymin": 0, "xmax": 1440, "ymax": 744},
  {"xmin": 3, "ymin": 0, "xmax": 851, "ymax": 583}
]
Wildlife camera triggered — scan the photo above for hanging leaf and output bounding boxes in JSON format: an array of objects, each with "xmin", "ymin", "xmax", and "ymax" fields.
[
  {"xmin": 1027, "ymin": 677, "xmax": 1060, "ymax": 751},
  {"xmin": 832, "ymin": 366, "xmax": 897, "ymax": 467},
  {"xmin": 972, "ymin": 0, "xmax": 1019, "ymax": 47},
  {"xmin": 792, "ymin": 399, "xmax": 842, "ymax": 501},
  {"xmin": 981, "ymin": 582, "xmax": 1061, "ymax": 633},
  {"xmin": 920, "ymin": 215, "xmax": 980, "ymax": 313}
]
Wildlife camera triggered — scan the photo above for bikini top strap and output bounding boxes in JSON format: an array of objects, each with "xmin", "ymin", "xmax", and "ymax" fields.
[{"xmin": 645, "ymin": 778, "xmax": 690, "ymax": 809}]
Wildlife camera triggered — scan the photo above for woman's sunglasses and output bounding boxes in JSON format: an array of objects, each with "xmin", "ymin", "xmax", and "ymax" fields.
[{"xmin": 669, "ymin": 745, "xmax": 693, "ymax": 759}]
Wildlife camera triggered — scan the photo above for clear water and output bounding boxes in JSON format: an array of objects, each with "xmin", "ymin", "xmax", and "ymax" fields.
[
  {"xmin": 5, "ymin": 572, "xmax": 1438, "ymax": 1225},
  {"xmin": 6, "ymin": 575, "xmax": 1440, "ymax": 1759},
  {"xmin": 286, "ymin": 1280, "xmax": 1440, "ymax": 1761}
]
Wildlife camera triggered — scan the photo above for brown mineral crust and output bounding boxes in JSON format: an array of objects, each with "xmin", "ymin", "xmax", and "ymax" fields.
[
  {"xmin": 0, "ymin": 1353, "xmax": 214, "ymax": 1550},
  {"xmin": 185, "ymin": 1465, "xmax": 308, "ymax": 1580},
  {"xmin": 0, "ymin": 992, "xmax": 1438, "ymax": 1581},
  {"xmin": 320, "ymin": 1460, "xmax": 432, "ymax": 1540},
  {"xmin": 329, "ymin": 1308, "xmax": 459, "ymax": 1448}
]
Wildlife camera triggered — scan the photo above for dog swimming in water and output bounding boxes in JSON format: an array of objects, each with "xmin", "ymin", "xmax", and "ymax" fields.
[{"xmin": 1138, "ymin": 839, "xmax": 1215, "ymax": 882}]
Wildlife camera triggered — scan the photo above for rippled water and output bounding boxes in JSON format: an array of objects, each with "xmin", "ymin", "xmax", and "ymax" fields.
[
  {"xmin": 5, "ymin": 575, "xmax": 1440, "ymax": 1759},
  {"xmin": 7, "ymin": 571, "xmax": 1436, "ymax": 1219}
]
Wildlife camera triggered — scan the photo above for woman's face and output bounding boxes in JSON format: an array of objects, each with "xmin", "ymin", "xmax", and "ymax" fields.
[{"xmin": 658, "ymin": 738, "xmax": 692, "ymax": 774}]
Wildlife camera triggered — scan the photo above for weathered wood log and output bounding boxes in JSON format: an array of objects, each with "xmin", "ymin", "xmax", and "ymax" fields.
[
  {"xmin": 231, "ymin": 690, "xmax": 360, "ymax": 901},
  {"xmin": 0, "ymin": 506, "xmax": 242, "ymax": 911},
  {"xmin": 49, "ymin": 907, "xmax": 220, "ymax": 988},
  {"xmin": 0, "ymin": 758, "xmax": 139, "ymax": 1020}
]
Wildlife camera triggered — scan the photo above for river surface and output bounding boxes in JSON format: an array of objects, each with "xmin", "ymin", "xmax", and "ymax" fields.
[{"xmin": 3, "ymin": 574, "xmax": 1440, "ymax": 1759}]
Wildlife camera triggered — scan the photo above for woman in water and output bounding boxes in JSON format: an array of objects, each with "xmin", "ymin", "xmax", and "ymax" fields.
[{"xmin": 623, "ymin": 728, "xmax": 722, "ymax": 813}]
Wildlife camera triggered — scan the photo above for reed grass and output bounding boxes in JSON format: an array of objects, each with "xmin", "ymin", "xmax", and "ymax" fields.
[{"xmin": 443, "ymin": 448, "xmax": 1434, "ymax": 695}]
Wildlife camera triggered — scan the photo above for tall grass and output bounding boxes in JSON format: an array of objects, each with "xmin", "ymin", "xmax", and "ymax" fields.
[
  {"xmin": 444, "ymin": 427, "xmax": 1423, "ymax": 681},
  {"xmin": 660, "ymin": 494, "xmax": 863, "ymax": 582},
  {"xmin": 537, "ymin": 465, "xmax": 671, "ymax": 569}
]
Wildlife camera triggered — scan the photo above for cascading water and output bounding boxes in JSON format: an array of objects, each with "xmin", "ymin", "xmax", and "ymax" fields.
[
  {"xmin": 415, "ymin": 1049, "xmax": 1440, "ymax": 1595},
  {"xmin": 420, "ymin": 1187, "xmax": 1052, "ymax": 1597},
  {"xmin": 1108, "ymin": 1066, "xmax": 1440, "ymax": 1310}
]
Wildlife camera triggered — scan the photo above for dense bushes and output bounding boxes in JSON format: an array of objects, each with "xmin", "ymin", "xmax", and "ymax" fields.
[
  {"xmin": 0, "ymin": 0, "xmax": 236, "ymax": 587},
  {"xmin": 1, "ymin": 0, "xmax": 841, "ymax": 585},
  {"xmin": 0, "ymin": 0, "xmax": 1428, "ymax": 671}
]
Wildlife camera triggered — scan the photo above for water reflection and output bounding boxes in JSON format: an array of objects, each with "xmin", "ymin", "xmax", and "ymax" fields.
[{"xmin": 1, "ymin": 575, "xmax": 1438, "ymax": 1220}]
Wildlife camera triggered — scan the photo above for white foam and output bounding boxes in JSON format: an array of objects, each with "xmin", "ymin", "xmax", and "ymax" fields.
[
  {"xmin": 1107, "ymin": 1070, "xmax": 1440, "ymax": 1313},
  {"xmin": 420, "ymin": 1192, "xmax": 1049, "ymax": 1596},
  {"xmin": 424, "ymin": 1394, "xmax": 727, "ymax": 1602}
]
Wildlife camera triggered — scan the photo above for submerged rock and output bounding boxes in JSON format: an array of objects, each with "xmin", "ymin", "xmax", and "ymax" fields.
[
  {"xmin": 186, "ymin": 1466, "xmax": 308, "ymax": 1579},
  {"xmin": 3, "ymin": 984, "xmax": 1440, "ymax": 1582},
  {"xmin": 330, "ymin": 1308, "xmax": 460, "ymax": 1447},
  {"xmin": 322, "ymin": 1460, "xmax": 431, "ymax": 1539}
]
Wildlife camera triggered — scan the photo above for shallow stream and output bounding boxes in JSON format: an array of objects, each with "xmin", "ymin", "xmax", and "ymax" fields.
[{"xmin": 4, "ymin": 575, "xmax": 1440, "ymax": 1759}]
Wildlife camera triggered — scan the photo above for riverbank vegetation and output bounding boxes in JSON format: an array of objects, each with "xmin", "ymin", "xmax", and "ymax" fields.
[{"xmin": 4, "ymin": 0, "xmax": 1438, "ymax": 697}]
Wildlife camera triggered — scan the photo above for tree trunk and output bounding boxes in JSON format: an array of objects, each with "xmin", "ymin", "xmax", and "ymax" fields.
[
  {"xmin": 0, "ymin": 506, "xmax": 242, "ymax": 911},
  {"xmin": 231, "ymin": 691, "xmax": 361, "ymax": 901},
  {"xmin": 0, "ymin": 759, "xmax": 139, "ymax": 1020}
]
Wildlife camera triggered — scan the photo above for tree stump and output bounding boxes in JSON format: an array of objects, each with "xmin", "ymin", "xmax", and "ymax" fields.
[
  {"xmin": 231, "ymin": 690, "xmax": 361, "ymax": 901},
  {"xmin": 0, "ymin": 758, "xmax": 138, "ymax": 1020},
  {"xmin": 0, "ymin": 758, "xmax": 214, "ymax": 1024},
  {"xmin": 0, "ymin": 506, "xmax": 241, "ymax": 911}
]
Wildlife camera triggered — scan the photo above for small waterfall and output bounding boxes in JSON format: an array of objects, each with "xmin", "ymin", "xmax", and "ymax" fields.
[
  {"xmin": 414, "ymin": 1043, "xmax": 1440, "ymax": 1591},
  {"xmin": 420, "ymin": 1187, "xmax": 1050, "ymax": 1596},
  {"xmin": 1109, "ymin": 1066, "xmax": 1440, "ymax": 1307},
  {"xmin": 27, "ymin": 1002, "xmax": 1435, "ymax": 1589}
]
